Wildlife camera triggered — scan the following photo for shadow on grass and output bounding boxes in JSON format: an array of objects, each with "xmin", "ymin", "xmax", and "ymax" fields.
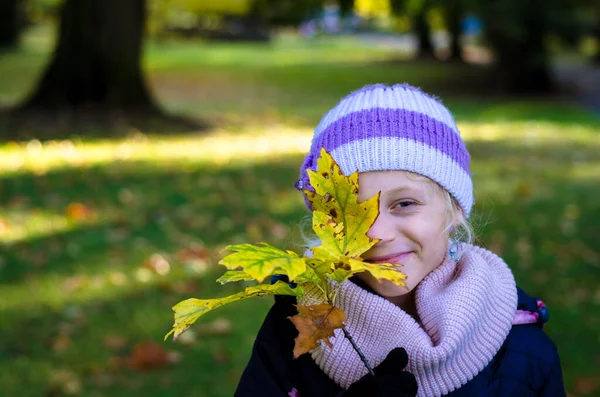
[
  {"xmin": 0, "ymin": 156, "xmax": 307, "ymax": 284},
  {"xmin": 0, "ymin": 276, "xmax": 272, "ymax": 397},
  {"xmin": 3, "ymin": 55, "xmax": 599, "ymax": 143},
  {"xmin": 151, "ymin": 59, "xmax": 600, "ymax": 129},
  {"xmin": 0, "ymin": 106, "xmax": 212, "ymax": 142}
]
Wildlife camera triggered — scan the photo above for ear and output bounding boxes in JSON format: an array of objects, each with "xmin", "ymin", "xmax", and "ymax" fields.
[{"xmin": 453, "ymin": 210, "xmax": 465, "ymax": 228}]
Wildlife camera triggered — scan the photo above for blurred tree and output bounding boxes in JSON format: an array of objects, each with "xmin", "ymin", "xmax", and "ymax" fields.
[
  {"xmin": 171, "ymin": 0, "xmax": 252, "ymax": 15},
  {"xmin": 442, "ymin": 0, "xmax": 463, "ymax": 62},
  {"xmin": 413, "ymin": 0, "xmax": 434, "ymax": 58},
  {"xmin": 594, "ymin": 5, "xmax": 600, "ymax": 64},
  {"xmin": 477, "ymin": 0, "xmax": 573, "ymax": 94},
  {"xmin": 0, "ymin": 0, "xmax": 21, "ymax": 49},
  {"xmin": 339, "ymin": 0, "xmax": 354, "ymax": 16},
  {"xmin": 18, "ymin": 0, "xmax": 159, "ymax": 116},
  {"xmin": 390, "ymin": 0, "xmax": 435, "ymax": 59},
  {"xmin": 249, "ymin": 0, "xmax": 325, "ymax": 27},
  {"xmin": 355, "ymin": 0, "xmax": 391, "ymax": 19}
]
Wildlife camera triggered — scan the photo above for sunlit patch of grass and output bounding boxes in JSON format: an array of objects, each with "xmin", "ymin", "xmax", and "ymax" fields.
[
  {"xmin": 0, "ymin": 125, "xmax": 313, "ymax": 176},
  {"xmin": 0, "ymin": 207, "xmax": 102, "ymax": 243},
  {"xmin": 460, "ymin": 121, "xmax": 600, "ymax": 143},
  {"xmin": 0, "ymin": 257, "xmax": 214, "ymax": 312}
]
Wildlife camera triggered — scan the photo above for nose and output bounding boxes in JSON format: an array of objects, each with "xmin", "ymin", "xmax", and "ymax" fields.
[{"xmin": 367, "ymin": 212, "xmax": 396, "ymax": 243}]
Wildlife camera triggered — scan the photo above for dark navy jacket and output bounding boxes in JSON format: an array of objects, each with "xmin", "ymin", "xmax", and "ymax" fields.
[{"xmin": 235, "ymin": 285, "xmax": 565, "ymax": 397}]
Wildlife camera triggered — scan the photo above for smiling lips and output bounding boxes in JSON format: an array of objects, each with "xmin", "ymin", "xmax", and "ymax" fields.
[{"xmin": 365, "ymin": 251, "xmax": 413, "ymax": 264}]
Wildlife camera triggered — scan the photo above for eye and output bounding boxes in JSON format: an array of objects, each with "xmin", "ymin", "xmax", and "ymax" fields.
[{"xmin": 393, "ymin": 200, "xmax": 416, "ymax": 209}]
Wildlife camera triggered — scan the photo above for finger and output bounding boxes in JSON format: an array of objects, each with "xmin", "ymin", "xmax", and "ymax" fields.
[
  {"xmin": 374, "ymin": 347, "xmax": 409, "ymax": 375},
  {"xmin": 393, "ymin": 371, "xmax": 418, "ymax": 396}
]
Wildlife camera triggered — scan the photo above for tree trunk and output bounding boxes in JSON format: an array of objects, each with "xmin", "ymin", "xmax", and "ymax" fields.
[
  {"xmin": 595, "ymin": 31, "xmax": 600, "ymax": 65},
  {"xmin": 595, "ymin": 13, "xmax": 600, "ymax": 65},
  {"xmin": 414, "ymin": 1, "xmax": 434, "ymax": 59},
  {"xmin": 20, "ymin": 0, "xmax": 157, "ymax": 113},
  {"xmin": 445, "ymin": 0, "xmax": 463, "ymax": 62},
  {"xmin": 338, "ymin": 0, "xmax": 354, "ymax": 16},
  {"xmin": 0, "ymin": 0, "xmax": 19, "ymax": 49},
  {"xmin": 482, "ymin": 1, "xmax": 553, "ymax": 94}
]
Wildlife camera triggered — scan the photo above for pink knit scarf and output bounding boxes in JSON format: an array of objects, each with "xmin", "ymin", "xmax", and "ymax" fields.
[{"xmin": 297, "ymin": 244, "xmax": 517, "ymax": 397}]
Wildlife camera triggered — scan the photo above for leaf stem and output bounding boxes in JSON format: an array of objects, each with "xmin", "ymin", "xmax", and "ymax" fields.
[
  {"xmin": 341, "ymin": 326, "xmax": 375, "ymax": 376},
  {"xmin": 306, "ymin": 260, "xmax": 331, "ymax": 301}
]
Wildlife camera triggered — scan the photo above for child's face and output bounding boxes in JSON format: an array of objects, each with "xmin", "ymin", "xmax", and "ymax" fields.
[{"xmin": 357, "ymin": 170, "xmax": 450, "ymax": 298}]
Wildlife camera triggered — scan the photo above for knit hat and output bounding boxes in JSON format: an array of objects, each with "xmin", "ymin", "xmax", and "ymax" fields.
[{"xmin": 295, "ymin": 83, "xmax": 474, "ymax": 217}]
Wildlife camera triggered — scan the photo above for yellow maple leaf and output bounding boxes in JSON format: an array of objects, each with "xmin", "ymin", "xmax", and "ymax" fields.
[
  {"xmin": 165, "ymin": 281, "xmax": 303, "ymax": 341},
  {"xmin": 305, "ymin": 148, "xmax": 380, "ymax": 260},
  {"xmin": 302, "ymin": 148, "xmax": 406, "ymax": 288},
  {"xmin": 219, "ymin": 243, "xmax": 307, "ymax": 283}
]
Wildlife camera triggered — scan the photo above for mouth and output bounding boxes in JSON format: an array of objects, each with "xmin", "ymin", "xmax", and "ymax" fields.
[{"xmin": 364, "ymin": 251, "xmax": 414, "ymax": 265}]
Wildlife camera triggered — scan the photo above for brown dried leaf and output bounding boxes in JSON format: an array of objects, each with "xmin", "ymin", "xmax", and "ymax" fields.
[
  {"xmin": 103, "ymin": 336, "xmax": 128, "ymax": 351},
  {"xmin": 574, "ymin": 376, "xmax": 599, "ymax": 394},
  {"xmin": 288, "ymin": 304, "xmax": 346, "ymax": 359},
  {"xmin": 129, "ymin": 341, "xmax": 170, "ymax": 372},
  {"xmin": 66, "ymin": 202, "xmax": 95, "ymax": 221}
]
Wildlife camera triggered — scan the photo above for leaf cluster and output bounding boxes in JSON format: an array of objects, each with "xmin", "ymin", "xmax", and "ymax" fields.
[{"xmin": 166, "ymin": 149, "xmax": 406, "ymax": 356}]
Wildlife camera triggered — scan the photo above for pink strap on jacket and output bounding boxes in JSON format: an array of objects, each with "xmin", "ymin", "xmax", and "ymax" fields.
[{"xmin": 513, "ymin": 300, "xmax": 547, "ymax": 325}]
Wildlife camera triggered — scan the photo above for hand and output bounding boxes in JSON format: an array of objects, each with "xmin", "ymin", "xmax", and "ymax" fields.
[{"xmin": 344, "ymin": 348, "xmax": 417, "ymax": 397}]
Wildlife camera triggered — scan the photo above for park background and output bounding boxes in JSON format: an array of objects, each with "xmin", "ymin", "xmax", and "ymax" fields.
[{"xmin": 0, "ymin": 0, "xmax": 599, "ymax": 396}]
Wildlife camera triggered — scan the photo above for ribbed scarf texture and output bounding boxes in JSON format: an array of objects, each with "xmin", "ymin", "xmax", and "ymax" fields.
[{"xmin": 297, "ymin": 245, "xmax": 517, "ymax": 397}]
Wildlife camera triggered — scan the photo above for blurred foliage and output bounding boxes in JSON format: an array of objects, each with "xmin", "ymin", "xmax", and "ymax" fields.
[
  {"xmin": 25, "ymin": 0, "xmax": 63, "ymax": 22},
  {"xmin": 355, "ymin": 0, "xmax": 392, "ymax": 19}
]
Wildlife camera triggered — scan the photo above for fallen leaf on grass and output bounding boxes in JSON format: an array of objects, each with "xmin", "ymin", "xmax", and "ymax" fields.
[
  {"xmin": 52, "ymin": 334, "xmax": 71, "ymax": 353},
  {"xmin": 288, "ymin": 304, "xmax": 346, "ymax": 358},
  {"xmin": 170, "ymin": 280, "xmax": 198, "ymax": 294},
  {"xmin": 62, "ymin": 276, "xmax": 86, "ymax": 292},
  {"xmin": 103, "ymin": 336, "xmax": 128, "ymax": 351},
  {"xmin": 66, "ymin": 202, "xmax": 95, "ymax": 221},
  {"xmin": 129, "ymin": 341, "xmax": 176, "ymax": 372},
  {"xmin": 211, "ymin": 346, "xmax": 230, "ymax": 364},
  {"xmin": 144, "ymin": 254, "xmax": 170, "ymax": 276},
  {"xmin": 195, "ymin": 318, "xmax": 232, "ymax": 336},
  {"xmin": 47, "ymin": 369, "xmax": 81, "ymax": 395},
  {"xmin": 574, "ymin": 376, "xmax": 599, "ymax": 394},
  {"xmin": 176, "ymin": 244, "xmax": 212, "ymax": 273}
]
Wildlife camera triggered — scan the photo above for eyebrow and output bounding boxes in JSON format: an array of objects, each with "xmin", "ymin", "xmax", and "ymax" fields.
[{"xmin": 384, "ymin": 186, "xmax": 426, "ymax": 195}]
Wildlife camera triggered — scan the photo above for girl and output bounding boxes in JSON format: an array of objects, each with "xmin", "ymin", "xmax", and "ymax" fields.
[{"xmin": 235, "ymin": 84, "xmax": 565, "ymax": 396}]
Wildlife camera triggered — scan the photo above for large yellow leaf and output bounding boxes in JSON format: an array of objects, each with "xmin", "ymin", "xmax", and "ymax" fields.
[
  {"xmin": 311, "ymin": 211, "xmax": 345, "ymax": 260},
  {"xmin": 165, "ymin": 282, "xmax": 303, "ymax": 341},
  {"xmin": 304, "ymin": 148, "xmax": 380, "ymax": 259},
  {"xmin": 219, "ymin": 243, "xmax": 307, "ymax": 283}
]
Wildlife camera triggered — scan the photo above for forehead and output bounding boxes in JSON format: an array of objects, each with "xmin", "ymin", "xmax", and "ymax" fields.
[{"xmin": 357, "ymin": 170, "xmax": 437, "ymax": 197}]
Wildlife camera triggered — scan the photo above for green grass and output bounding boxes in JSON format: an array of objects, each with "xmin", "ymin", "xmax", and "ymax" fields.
[{"xmin": 1, "ymin": 25, "xmax": 600, "ymax": 396}]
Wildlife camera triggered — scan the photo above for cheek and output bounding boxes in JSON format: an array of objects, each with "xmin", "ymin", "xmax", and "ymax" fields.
[
  {"xmin": 408, "ymin": 217, "xmax": 449, "ymax": 272},
  {"xmin": 409, "ymin": 217, "xmax": 448, "ymax": 253}
]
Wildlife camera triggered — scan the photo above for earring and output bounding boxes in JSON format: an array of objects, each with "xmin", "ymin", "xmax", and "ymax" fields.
[{"xmin": 449, "ymin": 240, "xmax": 461, "ymax": 262}]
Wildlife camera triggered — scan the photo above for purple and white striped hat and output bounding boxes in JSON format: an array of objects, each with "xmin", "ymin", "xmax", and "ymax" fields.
[{"xmin": 295, "ymin": 83, "xmax": 474, "ymax": 217}]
